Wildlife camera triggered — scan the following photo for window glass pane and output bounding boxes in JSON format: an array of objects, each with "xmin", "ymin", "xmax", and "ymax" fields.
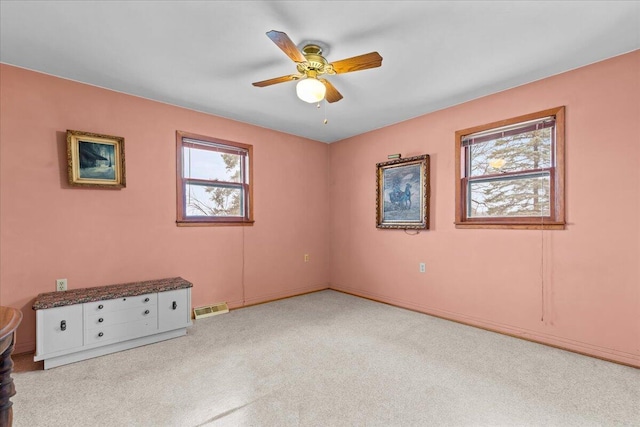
[
  {"xmin": 468, "ymin": 174, "xmax": 550, "ymax": 218},
  {"xmin": 183, "ymin": 147, "xmax": 242, "ymax": 182},
  {"xmin": 469, "ymin": 128, "xmax": 552, "ymax": 177},
  {"xmin": 185, "ymin": 183, "xmax": 243, "ymax": 217}
]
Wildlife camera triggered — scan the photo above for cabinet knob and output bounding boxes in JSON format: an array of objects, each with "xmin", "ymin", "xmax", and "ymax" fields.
[
  {"xmin": 172, "ymin": 301, "xmax": 177, "ymax": 310},
  {"xmin": 98, "ymin": 332, "xmax": 104, "ymax": 337},
  {"xmin": 98, "ymin": 304, "xmax": 104, "ymax": 310},
  {"xmin": 60, "ymin": 320, "xmax": 66, "ymax": 331},
  {"xmin": 144, "ymin": 310, "xmax": 150, "ymax": 315},
  {"xmin": 98, "ymin": 318, "xmax": 104, "ymax": 323},
  {"xmin": 144, "ymin": 297, "xmax": 150, "ymax": 303}
]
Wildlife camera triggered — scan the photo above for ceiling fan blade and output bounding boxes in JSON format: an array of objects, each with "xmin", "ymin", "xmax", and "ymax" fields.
[
  {"xmin": 320, "ymin": 79, "xmax": 343, "ymax": 103},
  {"xmin": 330, "ymin": 52, "xmax": 383, "ymax": 74},
  {"xmin": 266, "ymin": 30, "xmax": 306, "ymax": 63},
  {"xmin": 252, "ymin": 74, "xmax": 300, "ymax": 87}
]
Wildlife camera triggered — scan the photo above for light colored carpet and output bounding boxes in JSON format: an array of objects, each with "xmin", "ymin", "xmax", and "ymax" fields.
[{"xmin": 12, "ymin": 290, "xmax": 640, "ymax": 426}]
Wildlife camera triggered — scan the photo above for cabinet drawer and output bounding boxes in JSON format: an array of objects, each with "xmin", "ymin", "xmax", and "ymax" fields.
[
  {"xmin": 86, "ymin": 305, "xmax": 157, "ymax": 328},
  {"xmin": 84, "ymin": 293, "xmax": 156, "ymax": 314},
  {"xmin": 37, "ymin": 305, "xmax": 83, "ymax": 355},
  {"xmin": 85, "ymin": 316, "xmax": 158, "ymax": 346}
]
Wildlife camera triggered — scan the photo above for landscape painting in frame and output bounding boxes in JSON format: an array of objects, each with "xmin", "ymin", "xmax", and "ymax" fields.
[
  {"xmin": 376, "ymin": 154, "xmax": 430, "ymax": 229},
  {"xmin": 67, "ymin": 130, "xmax": 126, "ymax": 188}
]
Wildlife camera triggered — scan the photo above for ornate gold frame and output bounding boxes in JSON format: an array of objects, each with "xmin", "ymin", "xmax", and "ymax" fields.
[
  {"xmin": 67, "ymin": 130, "xmax": 126, "ymax": 188},
  {"xmin": 376, "ymin": 154, "xmax": 430, "ymax": 229}
]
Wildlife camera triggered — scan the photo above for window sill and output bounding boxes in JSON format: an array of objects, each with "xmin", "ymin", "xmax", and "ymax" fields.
[
  {"xmin": 176, "ymin": 220, "xmax": 255, "ymax": 227},
  {"xmin": 455, "ymin": 222, "xmax": 565, "ymax": 230}
]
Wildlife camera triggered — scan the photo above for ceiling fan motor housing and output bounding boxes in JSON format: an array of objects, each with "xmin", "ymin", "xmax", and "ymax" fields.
[{"xmin": 297, "ymin": 44, "xmax": 334, "ymax": 75}]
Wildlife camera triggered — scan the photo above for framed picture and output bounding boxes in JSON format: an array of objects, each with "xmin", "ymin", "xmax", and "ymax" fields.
[
  {"xmin": 67, "ymin": 130, "xmax": 126, "ymax": 188},
  {"xmin": 376, "ymin": 154, "xmax": 430, "ymax": 229}
]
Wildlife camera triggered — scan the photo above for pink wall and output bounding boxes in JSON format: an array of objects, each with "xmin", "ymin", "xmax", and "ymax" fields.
[
  {"xmin": 2, "ymin": 51, "xmax": 638, "ymax": 366},
  {"xmin": 328, "ymin": 51, "xmax": 640, "ymax": 367},
  {"xmin": 0, "ymin": 64, "xmax": 330, "ymax": 353}
]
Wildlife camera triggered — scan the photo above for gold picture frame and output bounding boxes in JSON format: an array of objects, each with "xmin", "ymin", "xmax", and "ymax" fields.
[
  {"xmin": 67, "ymin": 130, "xmax": 126, "ymax": 188},
  {"xmin": 376, "ymin": 154, "xmax": 430, "ymax": 229}
]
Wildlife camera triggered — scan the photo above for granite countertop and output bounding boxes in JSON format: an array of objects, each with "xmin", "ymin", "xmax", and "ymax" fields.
[{"xmin": 33, "ymin": 277, "xmax": 193, "ymax": 310}]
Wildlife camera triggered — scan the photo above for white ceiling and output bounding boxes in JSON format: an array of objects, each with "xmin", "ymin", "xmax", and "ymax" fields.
[{"xmin": 1, "ymin": 1, "xmax": 638, "ymax": 143}]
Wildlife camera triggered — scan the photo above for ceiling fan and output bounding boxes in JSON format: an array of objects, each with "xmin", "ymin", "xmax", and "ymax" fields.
[{"xmin": 252, "ymin": 30, "xmax": 383, "ymax": 104}]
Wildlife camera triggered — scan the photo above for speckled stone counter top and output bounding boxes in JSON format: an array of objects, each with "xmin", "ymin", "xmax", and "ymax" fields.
[{"xmin": 32, "ymin": 277, "xmax": 193, "ymax": 310}]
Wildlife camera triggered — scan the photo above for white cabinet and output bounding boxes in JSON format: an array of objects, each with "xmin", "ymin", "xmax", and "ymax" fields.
[
  {"xmin": 34, "ymin": 284, "xmax": 192, "ymax": 369},
  {"xmin": 36, "ymin": 304, "xmax": 83, "ymax": 356},
  {"xmin": 158, "ymin": 289, "xmax": 190, "ymax": 332}
]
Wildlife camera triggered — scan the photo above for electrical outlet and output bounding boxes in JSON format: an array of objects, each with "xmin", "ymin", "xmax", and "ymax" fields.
[
  {"xmin": 304, "ymin": 254, "xmax": 310, "ymax": 262},
  {"xmin": 419, "ymin": 263, "xmax": 426, "ymax": 273},
  {"xmin": 56, "ymin": 278, "xmax": 67, "ymax": 291}
]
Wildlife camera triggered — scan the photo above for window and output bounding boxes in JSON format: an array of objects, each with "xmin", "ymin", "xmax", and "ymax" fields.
[
  {"xmin": 455, "ymin": 107, "xmax": 565, "ymax": 229},
  {"xmin": 176, "ymin": 131, "xmax": 253, "ymax": 226}
]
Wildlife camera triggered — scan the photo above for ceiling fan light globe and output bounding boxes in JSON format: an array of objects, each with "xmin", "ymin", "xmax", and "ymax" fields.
[{"xmin": 296, "ymin": 78, "xmax": 326, "ymax": 103}]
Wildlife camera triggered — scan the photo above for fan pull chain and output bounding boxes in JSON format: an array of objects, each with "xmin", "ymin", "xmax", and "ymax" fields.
[
  {"xmin": 317, "ymin": 100, "xmax": 328, "ymax": 124},
  {"xmin": 324, "ymin": 99, "xmax": 328, "ymax": 124}
]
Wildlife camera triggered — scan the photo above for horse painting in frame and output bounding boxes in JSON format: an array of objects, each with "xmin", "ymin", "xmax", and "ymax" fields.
[{"xmin": 376, "ymin": 154, "xmax": 430, "ymax": 229}]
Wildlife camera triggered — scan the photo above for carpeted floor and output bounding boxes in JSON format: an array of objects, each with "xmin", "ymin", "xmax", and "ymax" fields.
[{"xmin": 11, "ymin": 290, "xmax": 640, "ymax": 426}]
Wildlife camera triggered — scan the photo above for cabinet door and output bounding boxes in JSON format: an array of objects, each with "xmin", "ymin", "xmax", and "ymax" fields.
[
  {"xmin": 37, "ymin": 305, "xmax": 83, "ymax": 356},
  {"xmin": 158, "ymin": 289, "xmax": 189, "ymax": 332}
]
